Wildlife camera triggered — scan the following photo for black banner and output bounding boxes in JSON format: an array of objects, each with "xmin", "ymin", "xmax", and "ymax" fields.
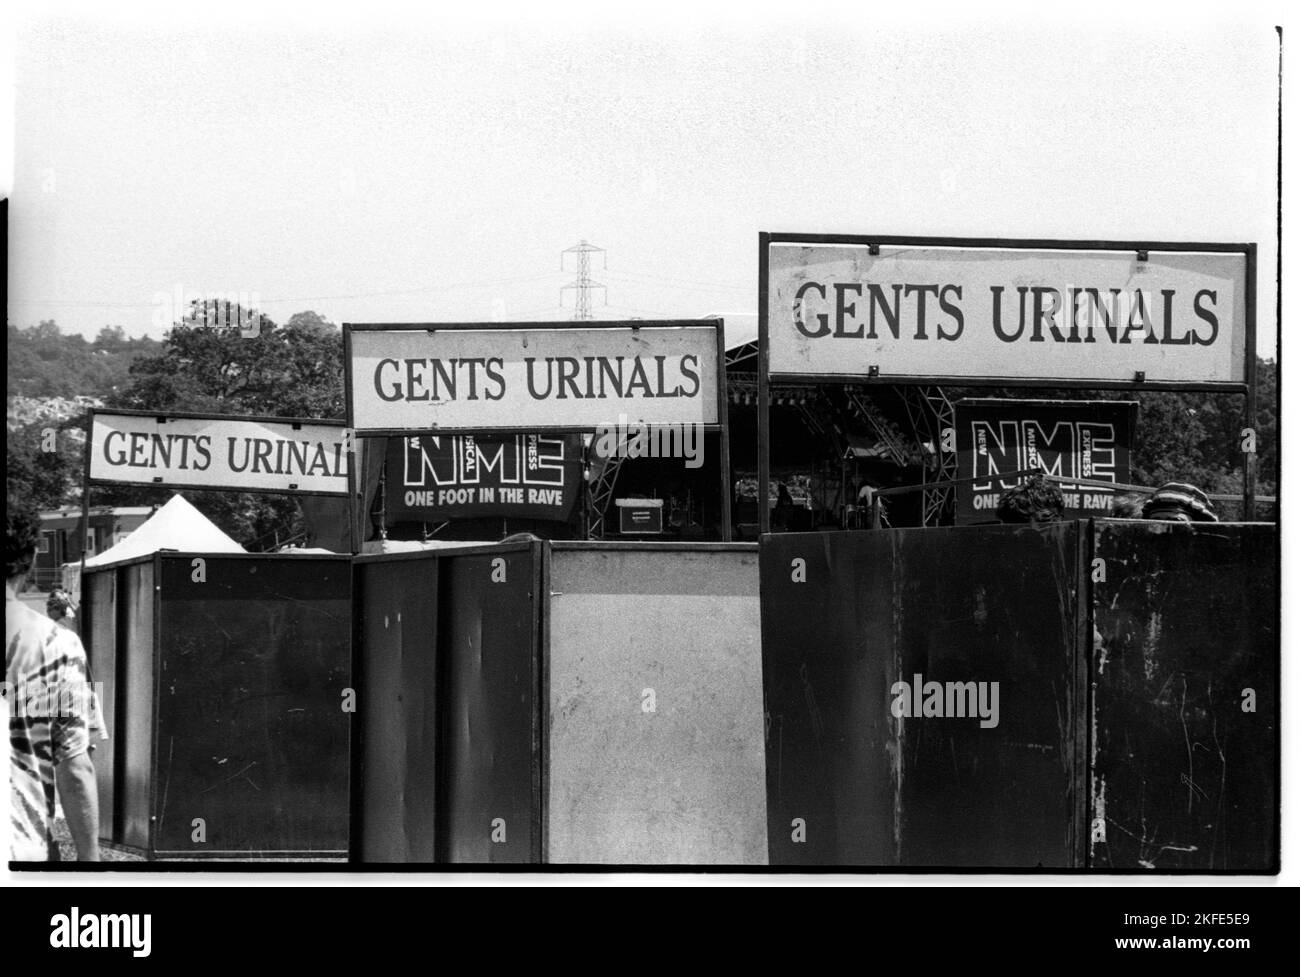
[
  {"xmin": 955, "ymin": 398, "xmax": 1136, "ymax": 523},
  {"xmin": 384, "ymin": 433, "xmax": 582, "ymax": 523},
  {"xmin": 5, "ymin": 886, "xmax": 1284, "ymax": 965}
]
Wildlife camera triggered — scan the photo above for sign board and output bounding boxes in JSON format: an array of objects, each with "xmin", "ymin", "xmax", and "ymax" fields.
[
  {"xmin": 345, "ymin": 321, "xmax": 723, "ymax": 435},
  {"xmin": 615, "ymin": 498, "xmax": 664, "ymax": 535},
  {"xmin": 954, "ymin": 399, "xmax": 1136, "ymax": 524},
  {"xmin": 384, "ymin": 433, "xmax": 583, "ymax": 523},
  {"xmin": 764, "ymin": 239, "xmax": 1250, "ymax": 387},
  {"xmin": 87, "ymin": 410, "xmax": 349, "ymax": 496}
]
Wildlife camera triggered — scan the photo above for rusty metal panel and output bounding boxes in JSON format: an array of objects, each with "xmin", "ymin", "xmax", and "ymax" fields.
[
  {"xmin": 437, "ymin": 546, "xmax": 541, "ymax": 863},
  {"xmin": 82, "ymin": 568, "xmax": 117, "ymax": 843},
  {"xmin": 151, "ymin": 555, "xmax": 351, "ymax": 856},
  {"xmin": 545, "ymin": 544, "xmax": 766, "ymax": 864},
  {"xmin": 354, "ymin": 557, "xmax": 439, "ymax": 863},
  {"xmin": 1090, "ymin": 521, "xmax": 1278, "ymax": 871},
  {"xmin": 119, "ymin": 559, "xmax": 155, "ymax": 851},
  {"xmin": 761, "ymin": 525, "xmax": 1082, "ymax": 868},
  {"xmin": 760, "ymin": 531, "xmax": 899, "ymax": 866},
  {"xmin": 891, "ymin": 524, "xmax": 1081, "ymax": 868}
]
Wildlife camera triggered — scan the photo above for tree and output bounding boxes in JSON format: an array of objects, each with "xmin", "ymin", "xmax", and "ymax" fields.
[
  {"xmin": 5, "ymin": 422, "xmax": 81, "ymax": 511},
  {"xmin": 93, "ymin": 325, "xmax": 129, "ymax": 350},
  {"xmin": 6, "ymin": 320, "xmax": 159, "ymax": 399}
]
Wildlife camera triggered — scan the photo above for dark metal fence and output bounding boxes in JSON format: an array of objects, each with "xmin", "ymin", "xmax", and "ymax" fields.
[
  {"xmin": 82, "ymin": 553, "xmax": 352, "ymax": 859},
  {"xmin": 760, "ymin": 520, "xmax": 1277, "ymax": 870}
]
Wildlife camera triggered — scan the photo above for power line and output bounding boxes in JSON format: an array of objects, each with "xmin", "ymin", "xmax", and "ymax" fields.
[
  {"xmin": 604, "ymin": 268, "xmax": 750, "ymax": 292},
  {"xmin": 12, "ymin": 272, "xmax": 565, "ymax": 310}
]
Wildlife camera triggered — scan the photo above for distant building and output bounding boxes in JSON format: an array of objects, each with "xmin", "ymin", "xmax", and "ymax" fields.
[{"xmin": 32, "ymin": 505, "xmax": 154, "ymax": 590}]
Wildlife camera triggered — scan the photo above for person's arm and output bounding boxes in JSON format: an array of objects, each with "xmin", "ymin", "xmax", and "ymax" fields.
[
  {"xmin": 49, "ymin": 629, "xmax": 101, "ymax": 861},
  {"xmin": 55, "ymin": 752, "xmax": 100, "ymax": 861}
]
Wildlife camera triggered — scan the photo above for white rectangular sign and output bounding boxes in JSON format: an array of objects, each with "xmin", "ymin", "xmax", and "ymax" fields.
[
  {"xmin": 88, "ymin": 412, "xmax": 349, "ymax": 495},
  {"xmin": 346, "ymin": 323, "xmax": 721, "ymax": 433},
  {"xmin": 766, "ymin": 242, "xmax": 1248, "ymax": 385}
]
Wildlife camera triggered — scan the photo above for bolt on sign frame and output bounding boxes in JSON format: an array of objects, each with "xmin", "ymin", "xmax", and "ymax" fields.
[
  {"xmin": 757, "ymin": 233, "xmax": 1258, "ymax": 532},
  {"xmin": 81, "ymin": 408, "xmax": 354, "ymax": 559},
  {"xmin": 343, "ymin": 320, "xmax": 733, "ymax": 542}
]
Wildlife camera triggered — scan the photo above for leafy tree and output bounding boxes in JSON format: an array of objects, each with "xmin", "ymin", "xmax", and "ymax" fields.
[
  {"xmin": 6, "ymin": 320, "xmax": 159, "ymax": 399},
  {"xmin": 5, "ymin": 422, "xmax": 81, "ymax": 511}
]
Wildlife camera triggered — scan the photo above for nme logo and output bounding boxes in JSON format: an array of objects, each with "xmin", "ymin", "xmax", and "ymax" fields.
[
  {"xmin": 972, "ymin": 419, "xmax": 1117, "ymax": 493},
  {"xmin": 50, "ymin": 908, "xmax": 151, "ymax": 957}
]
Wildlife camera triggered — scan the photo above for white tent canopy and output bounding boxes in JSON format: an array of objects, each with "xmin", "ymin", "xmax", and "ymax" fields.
[{"xmin": 82, "ymin": 494, "xmax": 244, "ymax": 568}]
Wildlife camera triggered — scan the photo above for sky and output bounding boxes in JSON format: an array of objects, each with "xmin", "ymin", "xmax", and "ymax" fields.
[{"xmin": 4, "ymin": 4, "xmax": 1285, "ymax": 358}]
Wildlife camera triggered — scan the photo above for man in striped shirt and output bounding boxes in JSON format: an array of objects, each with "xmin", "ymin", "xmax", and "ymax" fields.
[{"xmin": 5, "ymin": 501, "xmax": 100, "ymax": 861}]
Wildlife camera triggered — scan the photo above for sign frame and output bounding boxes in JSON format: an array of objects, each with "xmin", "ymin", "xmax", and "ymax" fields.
[
  {"xmin": 343, "ymin": 319, "xmax": 733, "ymax": 541},
  {"xmin": 80, "ymin": 408, "xmax": 355, "ymax": 565},
  {"xmin": 757, "ymin": 233, "xmax": 1259, "ymax": 532},
  {"xmin": 84, "ymin": 408, "xmax": 351, "ymax": 498}
]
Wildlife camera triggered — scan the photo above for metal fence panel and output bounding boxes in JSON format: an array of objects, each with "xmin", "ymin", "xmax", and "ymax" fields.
[
  {"xmin": 151, "ymin": 555, "xmax": 351, "ymax": 856},
  {"xmin": 546, "ymin": 544, "xmax": 766, "ymax": 864},
  {"xmin": 354, "ymin": 558, "xmax": 439, "ymax": 862},
  {"xmin": 1090, "ymin": 521, "xmax": 1278, "ymax": 871},
  {"xmin": 761, "ymin": 525, "xmax": 1082, "ymax": 868},
  {"xmin": 760, "ymin": 532, "xmax": 901, "ymax": 865},
  {"xmin": 437, "ymin": 546, "xmax": 541, "ymax": 863},
  {"xmin": 120, "ymin": 559, "xmax": 155, "ymax": 851},
  {"xmin": 891, "ymin": 524, "xmax": 1081, "ymax": 868}
]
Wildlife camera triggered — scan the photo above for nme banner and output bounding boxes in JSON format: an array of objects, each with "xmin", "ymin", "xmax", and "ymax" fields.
[
  {"xmin": 88, "ymin": 411, "xmax": 348, "ymax": 495},
  {"xmin": 955, "ymin": 399, "xmax": 1136, "ymax": 524},
  {"xmin": 346, "ymin": 323, "xmax": 721, "ymax": 434},
  {"xmin": 385, "ymin": 433, "xmax": 583, "ymax": 522},
  {"xmin": 766, "ymin": 241, "xmax": 1248, "ymax": 385}
]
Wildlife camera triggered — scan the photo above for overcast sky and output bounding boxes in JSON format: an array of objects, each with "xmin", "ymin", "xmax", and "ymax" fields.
[{"xmin": 5, "ymin": 5, "xmax": 1283, "ymax": 356}]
